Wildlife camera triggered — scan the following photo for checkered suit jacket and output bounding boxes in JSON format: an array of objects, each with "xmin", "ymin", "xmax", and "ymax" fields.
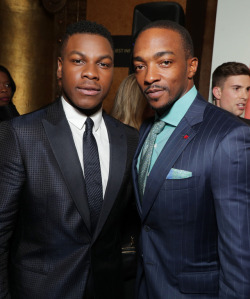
[{"xmin": 0, "ymin": 99, "xmax": 138, "ymax": 299}]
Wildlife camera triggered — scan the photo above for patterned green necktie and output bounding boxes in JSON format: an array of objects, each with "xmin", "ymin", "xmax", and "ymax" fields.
[{"xmin": 138, "ymin": 120, "xmax": 165, "ymax": 200}]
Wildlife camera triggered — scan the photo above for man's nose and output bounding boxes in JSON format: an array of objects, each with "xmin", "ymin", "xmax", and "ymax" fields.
[
  {"xmin": 241, "ymin": 88, "xmax": 250, "ymax": 100},
  {"xmin": 81, "ymin": 64, "xmax": 99, "ymax": 80},
  {"xmin": 144, "ymin": 65, "xmax": 160, "ymax": 85}
]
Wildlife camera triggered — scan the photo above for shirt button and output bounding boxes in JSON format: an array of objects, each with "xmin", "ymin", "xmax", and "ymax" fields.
[{"xmin": 144, "ymin": 225, "xmax": 151, "ymax": 232}]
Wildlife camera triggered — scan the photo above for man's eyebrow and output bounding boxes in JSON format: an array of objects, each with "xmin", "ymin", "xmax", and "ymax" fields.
[
  {"xmin": 68, "ymin": 50, "xmax": 84, "ymax": 57},
  {"xmin": 133, "ymin": 56, "xmax": 144, "ymax": 62},
  {"xmin": 98, "ymin": 54, "xmax": 113, "ymax": 61},
  {"xmin": 133, "ymin": 51, "xmax": 175, "ymax": 61},
  {"xmin": 231, "ymin": 84, "xmax": 242, "ymax": 88},
  {"xmin": 68, "ymin": 51, "xmax": 113, "ymax": 61},
  {"xmin": 154, "ymin": 51, "xmax": 174, "ymax": 58}
]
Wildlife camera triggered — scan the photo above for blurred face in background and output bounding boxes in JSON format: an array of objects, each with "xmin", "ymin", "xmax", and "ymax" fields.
[
  {"xmin": 0, "ymin": 71, "xmax": 13, "ymax": 107},
  {"xmin": 213, "ymin": 75, "xmax": 250, "ymax": 116}
]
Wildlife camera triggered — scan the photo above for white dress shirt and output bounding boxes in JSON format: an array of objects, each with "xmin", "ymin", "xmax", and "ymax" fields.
[{"xmin": 61, "ymin": 97, "xmax": 110, "ymax": 198}]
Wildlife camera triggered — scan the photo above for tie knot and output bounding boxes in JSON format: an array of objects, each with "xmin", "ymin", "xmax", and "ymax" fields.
[
  {"xmin": 85, "ymin": 117, "xmax": 94, "ymax": 132},
  {"xmin": 151, "ymin": 120, "xmax": 165, "ymax": 135}
]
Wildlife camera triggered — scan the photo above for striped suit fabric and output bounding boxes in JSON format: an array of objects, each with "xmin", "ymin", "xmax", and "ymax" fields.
[{"xmin": 132, "ymin": 93, "xmax": 250, "ymax": 299}]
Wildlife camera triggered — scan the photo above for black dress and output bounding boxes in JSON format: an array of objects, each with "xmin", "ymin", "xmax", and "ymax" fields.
[{"xmin": 0, "ymin": 102, "xmax": 19, "ymax": 122}]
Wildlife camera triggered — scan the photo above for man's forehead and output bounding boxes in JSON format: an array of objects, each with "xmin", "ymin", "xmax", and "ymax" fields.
[
  {"xmin": 62, "ymin": 33, "xmax": 114, "ymax": 56},
  {"xmin": 134, "ymin": 27, "xmax": 182, "ymax": 53},
  {"xmin": 66, "ymin": 33, "xmax": 109, "ymax": 45},
  {"xmin": 137, "ymin": 27, "xmax": 177, "ymax": 37},
  {"xmin": 225, "ymin": 75, "xmax": 250, "ymax": 86}
]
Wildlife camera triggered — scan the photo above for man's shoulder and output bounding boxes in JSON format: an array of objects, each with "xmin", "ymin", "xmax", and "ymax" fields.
[
  {"xmin": 207, "ymin": 102, "xmax": 247, "ymax": 127},
  {"xmin": 10, "ymin": 99, "xmax": 61, "ymax": 128},
  {"xmin": 195, "ymin": 93, "xmax": 249, "ymax": 129},
  {"xmin": 239, "ymin": 117, "xmax": 250, "ymax": 125}
]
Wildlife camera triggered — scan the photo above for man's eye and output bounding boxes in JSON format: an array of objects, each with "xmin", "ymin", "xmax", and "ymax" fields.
[
  {"xmin": 134, "ymin": 65, "xmax": 144, "ymax": 71},
  {"xmin": 161, "ymin": 60, "xmax": 171, "ymax": 66},
  {"xmin": 72, "ymin": 59, "xmax": 83, "ymax": 64},
  {"xmin": 5, "ymin": 83, "xmax": 11, "ymax": 88},
  {"xmin": 98, "ymin": 62, "xmax": 110, "ymax": 68}
]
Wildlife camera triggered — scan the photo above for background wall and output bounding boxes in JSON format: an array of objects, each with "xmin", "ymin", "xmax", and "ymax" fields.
[
  {"xmin": 0, "ymin": 0, "xmax": 86, "ymax": 115},
  {"xmin": 209, "ymin": 0, "xmax": 250, "ymax": 107},
  {"xmin": 0, "ymin": 0, "xmax": 217, "ymax": 115},
  {"xmin": 0, "ymin": 1, "xmax": 55, "ymax": 114},
  {"xmin": 86, "ymin": 0, "xmax": 186, "ymax": 112}
]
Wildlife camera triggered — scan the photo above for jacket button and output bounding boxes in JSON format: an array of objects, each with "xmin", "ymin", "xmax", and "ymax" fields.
[{"xmin": 144, "ymin": 225, "xmax": 151, "ymax": 232}]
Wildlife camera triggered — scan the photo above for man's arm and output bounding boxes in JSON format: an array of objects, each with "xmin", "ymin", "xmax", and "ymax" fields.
[
  {"xmin": 211, "ymin": 124, "xmax": 250, "ymax": 298},
  {"xmin": 0, "ymin": 121, "xmax": 25, "ymax": 298}
]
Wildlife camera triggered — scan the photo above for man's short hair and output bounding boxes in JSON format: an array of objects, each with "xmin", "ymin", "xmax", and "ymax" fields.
[
  {"xmin": 212, "ymin": 62, "xmax": 250, "ymax": 89},
  {"xmin": 60, "ymin": 20, "xmax": 114, "ymax": 56},
  {"xmin": 134, "ymin": 20, "xmax": 194, "ymax": 59}
]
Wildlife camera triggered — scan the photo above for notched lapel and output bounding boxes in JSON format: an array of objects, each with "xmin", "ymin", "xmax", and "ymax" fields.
[
  {"xmin": 142, "ymin": 95, "xmax": 207, "ymax": 221},
  {"xmin": 42, "ymin": 101, "xmax": 91, "ymax": 234}
]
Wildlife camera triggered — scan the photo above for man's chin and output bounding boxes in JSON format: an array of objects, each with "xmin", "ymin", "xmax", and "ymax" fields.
[
  {"xmin": 64, "ymin": 96, "xmax": 103, "ymax": 115},
  {"xmin": 75, "ymin": 103, "xmax": 103, "ymax": 116},
  {"xmin": 149, "ymin": 100, "xmax": 175, "ymax": 116}
]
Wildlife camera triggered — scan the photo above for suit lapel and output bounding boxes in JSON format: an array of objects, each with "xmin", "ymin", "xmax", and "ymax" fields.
[
  {"xmin": 93, "ymin": 114, "xmax": 127, "ymax": 242},
  {"xmin": 42, "ymin": 100, "xmax": 91, "ymax": 234},
  {"xmin": 138, "ymin": 95, "xmax": 208, "ymax": 221}
]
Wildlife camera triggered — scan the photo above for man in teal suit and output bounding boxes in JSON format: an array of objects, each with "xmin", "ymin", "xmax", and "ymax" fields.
[{"xmin": 132, "ymin": 20, "xmax": 250, "ymax": 298}]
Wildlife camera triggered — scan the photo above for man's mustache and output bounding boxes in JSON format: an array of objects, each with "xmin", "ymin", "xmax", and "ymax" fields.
[{"xmin": 143, "ymin": 84, "xmax": 169, "ymax": 94}]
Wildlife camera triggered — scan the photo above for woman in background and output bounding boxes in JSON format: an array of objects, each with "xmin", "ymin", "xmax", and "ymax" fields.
[
  {"xmin": 111, "ymin": 73, "xmax": 154, "ymax": 130},
  {"xmin": 0, "ymin": 65, "xmax": 19, "ymax": 122}
]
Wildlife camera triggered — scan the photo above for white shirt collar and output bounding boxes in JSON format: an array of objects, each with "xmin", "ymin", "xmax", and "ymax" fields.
[{"xmin": 61, "ymin": 96, "xmax": 103, "ymax": 132}]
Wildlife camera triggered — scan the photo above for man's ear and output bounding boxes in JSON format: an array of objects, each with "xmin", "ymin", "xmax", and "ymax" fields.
[
  {"xmin": 212, "ymin": 86, "xmax": 222, "ymax": 100},
  {"xmin": 57, "ymin": 57, "xmax": 63, "ymax": 80},
  {"xmin": 212, "ymin": 87, "xmax": 222, "ymax": 107},
  {"xmin": 187, "ymin": 57, "xmax": 198, "ymax": 79}
]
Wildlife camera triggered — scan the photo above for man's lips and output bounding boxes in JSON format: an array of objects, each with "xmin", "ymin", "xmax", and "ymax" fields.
[
  {"xmin": 237, "ymin": 103, "xmax": 246, "ymax": 110},
  {"xmin": 77, "ymin": 84, "xmax": 101, "ymax": 96},
  {"xmin": 146, "ymin": 87, "xmax": 164, "ymax": 93},
  {"xmin": 144, "ymin": 85, "xmax": 167, "ymax": 99}
]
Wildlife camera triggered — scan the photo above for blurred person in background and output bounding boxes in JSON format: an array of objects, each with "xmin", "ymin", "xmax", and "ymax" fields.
[
  {"xmin": 0, "ymin": 65, "xmax": 19, "ymax": 122},
  {"xmin": 212, "ymin": 61, "xmax": 250, "ymax": 124},
  {"xmin": 111, "ymin": 73, "xmax": 154, "ymax": 130}
]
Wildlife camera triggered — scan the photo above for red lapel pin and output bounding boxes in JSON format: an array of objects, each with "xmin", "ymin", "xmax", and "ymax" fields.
[{"xmin": 183, "ymin": 135, "xmax": 189, "ymax": 139}]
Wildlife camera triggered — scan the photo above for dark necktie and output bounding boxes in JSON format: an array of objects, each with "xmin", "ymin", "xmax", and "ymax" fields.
[
  {"xmin": 138, "ymin": 120, "xmax": 165, "ymax": 200},
  {"xmin": 83, "ymin": 117, "xmax": 103, "ymax": 234}
]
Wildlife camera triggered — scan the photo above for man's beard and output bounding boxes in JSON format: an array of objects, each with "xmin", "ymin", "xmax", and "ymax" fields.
[
  {"xmin": 153, "ymin": 100, "xmax": 176, "ymax": 116},
  {"xmin": 144, "ymin": 84, "xmax": 174, "ymax": 116}
]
